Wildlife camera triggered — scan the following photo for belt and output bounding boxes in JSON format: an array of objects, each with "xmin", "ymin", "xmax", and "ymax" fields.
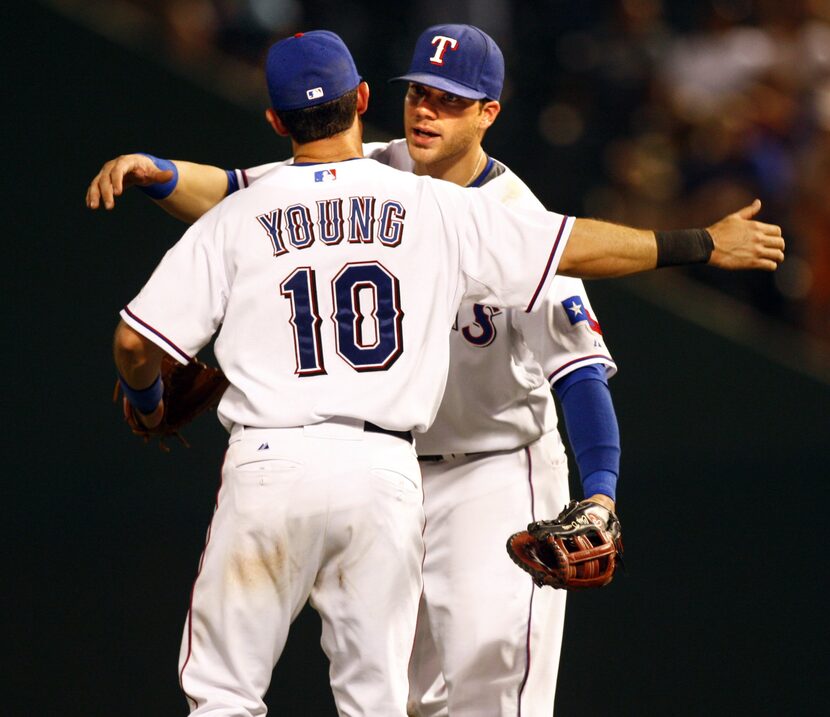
[
  {"xmin": 364, "ymin": 421, "xmax": 414, "ymax": 444},
  {"xmin": 237, "ymin": 421, "xmax": 413, "ymax": 444},
  {"xmin": 416, "ymin": 445, "xmax": 507, "ymax": 461},
  {"xmin": 418, "ymin": 452, "xmax": 477, "ymax": 462}
]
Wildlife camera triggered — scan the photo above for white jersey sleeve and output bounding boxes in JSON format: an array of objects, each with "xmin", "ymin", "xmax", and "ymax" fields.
[
  {"xmin": 120, "ymin": 211, "xmax": 229, "ymax": 362},
  {"xmin": 430, "ymin": 180, "xmax": 571, "ymax": 312},
  {"xmin": 488, "ymin": 169, "xmax": 616, "ymax": 385},
  {"xmin": 519, "ymin": 279, "xmax": 616, "ymax": 386}
]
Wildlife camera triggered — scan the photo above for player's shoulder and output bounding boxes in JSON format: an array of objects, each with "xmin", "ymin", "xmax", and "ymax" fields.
[
  {"xmin": 363, "ymin": 138, "xmax": 414, "ymax": 172},
  {"xmin": 237, "ymin": 159, "xmax": 291, "ymax": 187},
  {"xmin": 232, "ymin": 156, "xmax": 423, "ymax": 200},
  {"xmin": 357, "ymin": 155, "xmax": 466, "ymax": 197},
  {"xmin": 480, "ymin": 157, "xmax": 546, "ymax": 211},
  {"xmin": 355, "ymin": 156, "xmax": 428, "ymax": 190},
  {"xmin": 204, "ymin": 163, "xmax": 296, "ymax": 222}
]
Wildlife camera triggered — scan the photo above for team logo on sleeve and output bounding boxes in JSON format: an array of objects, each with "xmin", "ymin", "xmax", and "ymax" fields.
[
  {"xmin": 314, "ymin": 169, "xmax": 337, "ymax": 183},
  {"xmin": 562, "ymin": 296, "xmax": 602, "ymax": 334}
]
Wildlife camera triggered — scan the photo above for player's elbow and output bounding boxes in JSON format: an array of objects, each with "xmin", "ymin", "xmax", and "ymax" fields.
[
  {"xmin": 557, "ymin": 245, "xmax": 605, "ymax": 278},
  {"xmin": 113, "ymin": 320, "xmax": 157, "ymax": 372},
  {"xmin": 556, "ymin": 249, "xmax": 582, "ymax": 277},
  {"xmin": 558, "ymin": 231, "xmax": 605, "ymax": 278}
]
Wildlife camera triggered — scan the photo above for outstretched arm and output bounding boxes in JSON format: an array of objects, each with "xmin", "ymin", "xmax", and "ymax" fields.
[
  {"xmin": 559, "ymin": 199, "xmax": 785, "ymax": 277},
  {"xmin": 86, "ymin": 153, "xmax": 229, "ymax": 223}
]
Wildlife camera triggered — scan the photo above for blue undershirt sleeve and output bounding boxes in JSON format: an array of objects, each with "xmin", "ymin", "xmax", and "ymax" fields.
[
  {"xmin": 552, "ymin": 363, "xmax": 620, "ymax": 501},
  {"xmin": 226, "ymin": 170, "xmax": 240, "ymax": 195}
]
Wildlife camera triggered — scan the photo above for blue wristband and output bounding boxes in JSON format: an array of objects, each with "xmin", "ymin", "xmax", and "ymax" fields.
[
  {"xmin": 118, "ymin": 373, "xmax": 163, "ymax": 415},
  {"xmin": 136, "ymin": 153, "xmax": 179, "ymax": 199}
]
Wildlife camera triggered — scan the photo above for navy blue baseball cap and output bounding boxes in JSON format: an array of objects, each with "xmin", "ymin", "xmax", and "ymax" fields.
[
  {"xmin": 391, "ymin": 24, "xmax": 504, "ymax": 101},
  {"xmin": 266, "ymin": 31, "xmax": 362, "ymax": 111}
]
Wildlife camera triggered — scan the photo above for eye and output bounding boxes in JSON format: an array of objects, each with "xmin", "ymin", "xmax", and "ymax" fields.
[
  {"xmin": 408, "ymin": 84, "xmax": 427, "ymax": 98},
  {"xmin": 442, "ymin": 93, "xmax": 461, "ymax": 104}
]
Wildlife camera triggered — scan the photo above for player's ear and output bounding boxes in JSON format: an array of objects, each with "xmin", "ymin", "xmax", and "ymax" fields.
[
  {"xmin": 480, "ymin": 100, "xmax": 501, "ymax": 130},
  {"xmin": 265, "ymin": 108, "xmax": 290, "ymax": 137},
  {"xmin": 356, "ymin": 81, "xmax": 370, "ymax": 116}
]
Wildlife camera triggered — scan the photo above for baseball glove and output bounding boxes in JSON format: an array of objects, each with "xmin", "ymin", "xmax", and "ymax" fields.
[
  {"xmin": 114, "ymin": 354, "xmax": 229, "ymax": 451},
  {"xmin": 506, "ymin": 500, "xmax": 623, "ymax": 590}
]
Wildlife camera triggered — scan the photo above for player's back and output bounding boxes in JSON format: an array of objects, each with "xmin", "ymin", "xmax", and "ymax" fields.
[
  {"xmin": 211, "ymin": 154, "xmax": 573, "ymax": 437},
  {"xmin": 205, "ymin": 158, "xmax": 462, "ymax": 433},
  {"xmin": 234, "ymin": 144, "xmax": 591, "ymax": 452},
  {"xmin": 126, "ymin": 157, "xmax": 567, "ymax": 435}
]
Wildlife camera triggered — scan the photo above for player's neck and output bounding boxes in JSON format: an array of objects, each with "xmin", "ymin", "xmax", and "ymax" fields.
[
  {"xmin": 415, "ymin": 145, "xmax": 487, "ymax": 188},
  {"xmin": 292, "ymin": 125, "xmax": 364, "ymax": 165}
]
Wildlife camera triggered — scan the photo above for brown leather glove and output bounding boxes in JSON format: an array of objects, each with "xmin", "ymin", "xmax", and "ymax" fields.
[
  {"xmin": 115, "ymin": 355, "xmax": 228, "ymax": 451},
  {"xmin": 506, "ymin": 499, "xmax": 623, "ymax": 589}
]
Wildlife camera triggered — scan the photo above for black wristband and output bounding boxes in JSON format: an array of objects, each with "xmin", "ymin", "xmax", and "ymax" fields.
[{"xmin": 654, "ymin": 228, "xmax": 714, "ymax": 268}]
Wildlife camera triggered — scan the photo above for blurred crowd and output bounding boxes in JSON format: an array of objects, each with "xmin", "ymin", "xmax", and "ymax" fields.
[{"xmin": 108, "ymin": 0, "xmax": 830, "ymax": 341}]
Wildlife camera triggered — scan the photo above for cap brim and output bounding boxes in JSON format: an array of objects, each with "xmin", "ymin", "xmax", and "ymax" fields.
[{"xmin": 389, "ymin": 72, "xmax": 487, "ymax": 100}]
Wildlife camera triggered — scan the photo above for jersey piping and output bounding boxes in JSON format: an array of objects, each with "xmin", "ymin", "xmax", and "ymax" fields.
[
  {"xmin": 473, "ymin": 156, "xmax": 506, "ymax": 188},
  {"xmin": 122, "ymin": 306, "xmax": 192, "ymax": 363}
]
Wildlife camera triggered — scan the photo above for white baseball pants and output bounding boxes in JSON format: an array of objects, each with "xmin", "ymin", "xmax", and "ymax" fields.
[
  {"xmin": 178, "ymin": 419, "xmax": 424, "ymax": 716},
  {"xmin": 408, "ymin": 431, "xmax": 570, "ymax": 716}
]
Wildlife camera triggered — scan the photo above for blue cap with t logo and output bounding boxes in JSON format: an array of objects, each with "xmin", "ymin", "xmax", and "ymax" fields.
[{"xmin": 390, "ymin": 24, "xmax": 504, "ymax": 101}]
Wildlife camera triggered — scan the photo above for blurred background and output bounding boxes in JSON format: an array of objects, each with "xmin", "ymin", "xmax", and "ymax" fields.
[
  {"xmin": 43, "ymin": 0, "xmax": 830, "ymax": 345},
  {"xmin": 6, "ymin": 1, "xmax": 829, "ymax": 715}
]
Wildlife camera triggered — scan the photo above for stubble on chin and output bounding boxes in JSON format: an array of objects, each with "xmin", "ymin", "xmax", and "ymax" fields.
[{"xmin": 405, "ymin": 138, "xmax": 436, "ymax": 167}]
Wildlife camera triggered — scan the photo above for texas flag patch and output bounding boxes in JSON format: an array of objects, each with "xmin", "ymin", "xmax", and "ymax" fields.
[
  {"xmin": 562, "ymin": 295, "xmax": 602, "ymax": 334},
  {"xmin": 314, "ymin": 168, "xmax": 337, "ymax": 183}
]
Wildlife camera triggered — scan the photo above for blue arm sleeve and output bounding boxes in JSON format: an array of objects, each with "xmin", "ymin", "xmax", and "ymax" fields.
[{"xmin": 552, "ymin": 363, "xmax": 620, "ymax": 501}]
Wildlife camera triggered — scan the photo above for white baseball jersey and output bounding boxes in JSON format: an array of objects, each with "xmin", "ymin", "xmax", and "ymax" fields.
[
  {"xmin": 234, "ymin": 140, "xmax": 615, "ymax": 454},
  {"xmin": 122, "ymin": 158, "xmax": 573, "ymax": 434}
]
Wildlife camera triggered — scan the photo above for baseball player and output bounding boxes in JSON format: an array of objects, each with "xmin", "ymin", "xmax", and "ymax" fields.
[
  {"xmin": 112, "ymin": 30, "xmax": 570, "ymax": 715},
  {"xmin": 89, "ymin": 24, "xmax": 785, "ymax": 717}
]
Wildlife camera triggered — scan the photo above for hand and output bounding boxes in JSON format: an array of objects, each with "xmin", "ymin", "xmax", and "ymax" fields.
[
  {"xmin": 86, "ymin": 154, "xmax": 175, "ymax": 210},
  {"xmin": 707, "ymin": 199, "xmax": 785, "ymax": 271},
  {"xmin": 584, "ymin": 493, "xmax": 615, "ymax": 513}
]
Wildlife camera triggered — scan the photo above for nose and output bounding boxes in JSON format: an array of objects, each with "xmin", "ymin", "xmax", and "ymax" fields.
[{"xmin": 412, "ymin": 96, "xmax": 437, "ymax": 119}]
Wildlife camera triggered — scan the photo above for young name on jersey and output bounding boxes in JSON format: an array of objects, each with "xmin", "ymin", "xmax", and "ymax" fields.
[{"xmin": 256, "ymin": 194, "xmax": 406, "ymax": 256}]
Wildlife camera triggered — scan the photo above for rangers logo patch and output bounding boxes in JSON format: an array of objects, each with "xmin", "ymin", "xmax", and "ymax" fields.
[
  {"xmin": 314, "ymin": 169, "xmax": 337, "ymax": 183},
  {"xmin": 562, "ymin": 295, "xmax": 602, "ymax": 334},
  {"xmin": 429, "ymin": 35, "xmax": 459, "ymax": 65}
]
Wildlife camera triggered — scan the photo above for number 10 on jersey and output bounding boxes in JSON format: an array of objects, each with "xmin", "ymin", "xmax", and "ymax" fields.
[{"xmin": 280, "ymin": 261, "xmax": 405, "ymax": 375}]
